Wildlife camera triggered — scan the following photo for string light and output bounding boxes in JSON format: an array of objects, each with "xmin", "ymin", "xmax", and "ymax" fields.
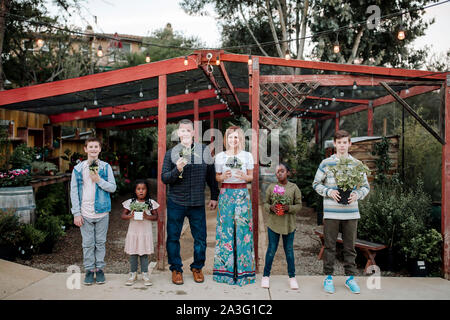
[
  {"xmin": 123, "ymin": 115, "xmax": 127, "ymax": 119},
  {"xmin": 111, "ymin": 112, "xmax": 115, "ymax": 119},
  {"xmin": 36, "ymin": 38, "xmax": 44, "ymax": 48},
  {"xmin": 139, "ymin": 85, "xmax": 143, "ymax": 98},
  {"xmin": 215, "ymin": 55, "xmax": 220, "ymax": 65},
  {"xmin": 353, "ymin": 81, "xmax": 357, "ymax": 90},
  {"xmin": 185, "ymin": 86, "xmax": 189, "ymax": 94},
  {"xmin": 208, "ymin": 84, "xmax": 212, "ymax": 90},
  {"xmin": 145, "ymin": 54, "xmax": 151, "ymax": 63},
  {"xmin": 184, "ymin": 56, "xmax": 188, "ymax": 66},
  {"xmin": 83, "ymin": 105, "xmax": 87, "ymax": 112},
  {"xmin": 340, "ymin": 91, "xmax": 344, "ymax": 97},
  {"xmin": 397, "ymin": 29, "xmax": 406, "ymax": 40},
  {"xmin": 97, "ymin": 45, "xmax": 103, "ymax": 57},
  {"xmin": 98, "ymin": 108, "xmax": 102, "ymax": 116},
  {"xmin": 332, "ymin": 97, "xmax": 336, "ymax": 102},
  {"xmin": 285, "ymin": 49, "xmax": 291, "ymax": 60},
  {"xmin": 248, "ymin": 55, "xmax": 252, "ymax": 65}
]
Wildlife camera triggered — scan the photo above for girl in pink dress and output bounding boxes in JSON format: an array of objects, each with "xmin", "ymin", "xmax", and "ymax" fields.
[{"xmin": 121, "ymin": 180, "xmax": 159, "ymax": 286}]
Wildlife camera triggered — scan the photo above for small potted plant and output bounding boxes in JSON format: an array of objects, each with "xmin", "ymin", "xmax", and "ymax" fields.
[
  {"xmin": 129, "ymin": 201, "xmax": 149, "ymax": 221},
  {"xmin": 89, "ymin": 159, "xmax": 98, "ymax": 173},
  {"xmin": 270, "ymin": 185, "xmax": 291, "ymax": 216},
  {"xmin": 328, "ymin": 158, "xmax": 370, "ymax": 205},
  {"xmin": 225, "ymin": 156, "xmax": 243, "ymax": 178},
  {"xmin": 178, "ymin": 145, "xmax": 195, "ymax": 178}
]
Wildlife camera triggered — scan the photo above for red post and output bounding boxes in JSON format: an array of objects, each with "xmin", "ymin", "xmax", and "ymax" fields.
[
  {"xmin": 368, "ymin": 101, "xmax": 374, "ymax": 136},
  {"xmin": 157, "ymin": 74, "xmax": 167, "ymax": 270},
  {"xmin": 335, "ymin": 112, "xmax": 340, "ymax": 133},
  {"xmin": 442, "ymin": 75, "xmax": 450, "ymax": 279},
  {"xmin": 315, "ymin": 120, "xmax": 319, "ymax": 144},
  {"xmin": 194, "ymin": 98, "xmax": 199, "ymax": 142},
  {"xmin": 250, "ymin": 56, "xmax": 260, "ymax": 271}
]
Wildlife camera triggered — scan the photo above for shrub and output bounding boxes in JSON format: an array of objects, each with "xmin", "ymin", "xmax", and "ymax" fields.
[
  {"xmin": 17, "ymin": 224, "xmax": 46, "ymax": 258},
  {"xmin": 402, "ymin": 228, "xmax": 442, "ymax": 264},
  {"xmin": 0, "ymin": 209, "xmax": 21, "ymax": 247},
  {"xmin": 35, "ymin": 215, "xmax": 65, "ymax": 252},
  {"xmin": 358, "ymin": 178, "xmax": 439, "ymax": 270},
  {"xmin": 10, "ymin": 144, "xmax": 35, "ymax": 169}
]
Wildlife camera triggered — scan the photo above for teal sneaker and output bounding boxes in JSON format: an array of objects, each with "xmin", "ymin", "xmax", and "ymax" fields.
[
  {"xmin": 95, "ymin": 269, "xmax": 105, "ymax": 284},
  {"xmin": 84, "ymin": 270, "xmax": 95, "ymax": 286},
  {"xmin": 345, "ymin": 276, "xmax": 360, "ymax": 294},
  {"xmin": 323, "ymin": 275, "xmax": 335, "ymax": 294}
]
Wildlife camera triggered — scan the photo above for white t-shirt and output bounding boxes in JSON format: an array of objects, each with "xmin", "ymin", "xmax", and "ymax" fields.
[{"xmin": 214, "ymin": 150, "xmax": 254, "ymax": 184}]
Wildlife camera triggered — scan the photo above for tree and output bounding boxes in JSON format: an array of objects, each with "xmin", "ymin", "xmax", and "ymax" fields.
[
  {"xmin": 180, "ymin": 0, "xmax": 311, "ymax": 59},
  {"xmin": 308, "ymin": 0, "xmax": 437, "ymax": 68},
  {"xmin": 0, "ymin": 0, "xmax": 89, "ymax": 89}
]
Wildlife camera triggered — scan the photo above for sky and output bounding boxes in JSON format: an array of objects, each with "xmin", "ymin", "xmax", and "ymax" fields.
[{"xmin": 47, "ymin": 0, "xmax": 450, "ymax": 57}]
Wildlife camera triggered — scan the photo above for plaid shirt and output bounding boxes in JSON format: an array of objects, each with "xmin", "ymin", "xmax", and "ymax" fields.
[{"xmin": 161, "ymin": 142, "xmax": 219, "ymax": 206}]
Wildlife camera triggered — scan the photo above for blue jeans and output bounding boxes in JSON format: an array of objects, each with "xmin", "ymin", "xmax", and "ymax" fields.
[
  {"xmin": 263, "ymin": 227, "xmax": 296, "ymax": 278},
  {"xmin": 80, "ymin": 215, "xmax": 109, "ymax": 271},
  {"xmin": 166, "ymin": 198, "xmax": 206, "ymax": 273}
]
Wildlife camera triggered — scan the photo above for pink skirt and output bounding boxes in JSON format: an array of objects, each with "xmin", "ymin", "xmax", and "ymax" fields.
[{"xmin": 124, "ymin": 219, "xmax": 154, "ymax": 255}]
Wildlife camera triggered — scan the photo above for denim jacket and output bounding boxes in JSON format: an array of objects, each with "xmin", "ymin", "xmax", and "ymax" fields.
[{"xmin": 70, "ymin": 160, "xmax": 117, "ymax": 217}]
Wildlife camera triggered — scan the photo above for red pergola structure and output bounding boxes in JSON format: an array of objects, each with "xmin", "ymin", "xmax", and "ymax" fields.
[{"xmin": 0, "ymin": 50, "xmax": 448, "ymax": 278}]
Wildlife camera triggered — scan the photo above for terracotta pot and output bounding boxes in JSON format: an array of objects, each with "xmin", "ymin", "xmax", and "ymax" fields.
[{"xmin": 275, "ymin": 203, "xmax": 285, "ymax": 216}]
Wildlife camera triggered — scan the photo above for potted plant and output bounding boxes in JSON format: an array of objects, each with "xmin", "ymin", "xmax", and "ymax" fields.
[
  {"xmin": 270, "ymin": 185, "xmax": 291, "ymax": 216},
  {"xmin": 17, "ymin": 224, "xmax": 45, "ymax": 260},
  {"xmin": 0, "ymin": 209, "xmax": 21, "ymax": 261},
  {"xmin": 129, "ymin": 201, "xmax": 149, "ymax": 221},
  {"xmin": 225, "ymin": 156, "xmax": 243, "ymax": 178},
  {"xmin": 88, "ymin": 159, "xmax": 98, "ymax": 173},
  {"xmin": 178, "ymin": 145, "xmax": 194, "ymax": 178},
  {"xmin": 402, "ymin": 228, "xmax": 442, "ymax": 277},
  {"xmin": 9, "ymin": 143, "xmax": 35, "ymax": 171},
  {"xmin": 328, "ymin": 158, "xmax": 370, "ymax": 204},
  {"xmin": 35, "ymin": 215, "xmax": 65, "ymax": 253}
]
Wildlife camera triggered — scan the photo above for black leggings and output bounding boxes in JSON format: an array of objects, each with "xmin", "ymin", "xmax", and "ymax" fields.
[{"xmin": 129, "ymin": 254, "xmax": 149, "ymax": 273}]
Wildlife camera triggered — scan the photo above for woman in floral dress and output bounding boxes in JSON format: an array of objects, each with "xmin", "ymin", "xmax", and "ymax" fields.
[{"xmin": 213, "ymin": 126, "xmax": 255, "ymax": 286}]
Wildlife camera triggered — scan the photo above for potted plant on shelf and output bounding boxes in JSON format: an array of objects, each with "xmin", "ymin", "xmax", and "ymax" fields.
[
  {"xmin": 270, "ymin": 185, "xmax": 291, "ymax": 216},
  {"xmin": 328, "ymin": 158, "xmax": 370, "ymax": 205},
  {"xmin": 9, "ymin": 143, "xmax": 35, "ymax": 172}
]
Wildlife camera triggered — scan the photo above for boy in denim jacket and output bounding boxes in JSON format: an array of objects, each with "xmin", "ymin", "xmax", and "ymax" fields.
[{"xmin": 70, "ymin": 137, "xmax": 116, "ymax": 285}]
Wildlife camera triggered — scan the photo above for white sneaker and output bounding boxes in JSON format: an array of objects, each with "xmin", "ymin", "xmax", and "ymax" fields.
[
  {"xmin": 261, "ymin": 276, "xmax": 270, "ymax": 288},
  {"xmin": 142, "ymin": 272, "xmax": 153, "ymax": 286},
  {"xmin": 125, "ymin": 272, "xmax": 137, "ymax": 286},
  {"xmin": 289, "ymin": 277, "xmax": 299, "ymax": 290}
]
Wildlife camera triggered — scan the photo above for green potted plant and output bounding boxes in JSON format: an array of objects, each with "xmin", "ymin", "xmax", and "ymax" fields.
[
  {"xmin": 327, "ymin": 157, "xmax": 370, "ymax": 204},
  {"xmin": 402, "ymin": 228, "xmax": 442, "ymax": 277},
  {"xmin": 129, "ymin": 201, "xmax": 149, "ymax": 220},
  {"xmin": 0, "ymin": 209, "xmax": 21, "ymax": 261},
  {"xmin": 17, "ymin": 224, "xmax": 45, "ymax": 260},
  {"xmin": 35, "ymin": 215, "xmax": 66, "ymax": 253},
  {"xmin": 270, "ymin": 185, "xmax": 291, "ymax": 216},
  {"xmin": 9, "ymin": 143, "xmax": 35, "ymax": 171}
]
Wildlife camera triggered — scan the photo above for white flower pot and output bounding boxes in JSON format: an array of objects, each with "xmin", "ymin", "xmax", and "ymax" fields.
[{"xmin": 134, "ymin": 211, "xmax": 143, "ymax": 221}]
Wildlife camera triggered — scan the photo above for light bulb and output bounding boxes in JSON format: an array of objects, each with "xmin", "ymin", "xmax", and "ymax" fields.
[
  {"xmin": 132, "ymin": 115, "xmax": 135, "ymax": 119},
  {"xmin": 123, "ymin": 115, "xmax": 126, "ymax": 119},
  {"xmin": 140, "ymin": 115, "xmax": 143, "ymax": 119},
  {"xmin": 139, "ymin": 91, "xmax": 143, "ymax": 98},
  {"xmin": 145, "ymin": 55, "xmax": 151, "ymax": 63},
  {"xmin": 208, "ymin": 84, "xmax": 212, "ymax": 90},
  {"xmin": 93, "ymin": 99, "xmax": 98, "ymax": 106},
  {"xmin": 112, "ymin": 112, "xmax": 115, "ymax": 119},
  {"xmin": 248, "ymin": 55, "xmax": 252, "ymax": 65},
  {"xmin": 285, "ymin": 49, "xmax": 291, "ymax": 60},
  {"xmin": 216, "ymin": 56, "xmax": 220, "ymax": 65},
  {"xmin": 340, "ymin": 91, "xmax": 344, "ymax": 97},
  {"xmin": 98, "ymin": 109, "xmax": 102, "ymax": 116},
  {"xmin": 185, "ymin": 88, "xmax": 189, "ymax": 94},
  {"xmin": 405, "ymin": 88, "xmax": 410, "ymax": 94},
  {"xmin": 97, "ymin": 45, "xmax": 103, "ymax": 57},
  {"xmin": 36, "ymin": 39, "xmax": 44, "ymax": 48},
  {"xmin": 332, "ymin": 97, "xmax": 336, "ymax": 102},
  {"xmin": 83, "ymin": 106, "xmax": 87, "ymax": 112},
  {"xmin": 184, "ymin": 56, "xmax": 188, "ymax": 66},
  {"xmin": 325, "ymin": 101, "xmax": 329, "ymax": 106},
  {"xmin": 353, "ymin": 81, "xmax": 357, "ymax": 90},
  {"xmin": 397, "ymin": 30, "xmax": 405, "ymax": 41},
  {"xmin": 333, "ymin": 43, "xmax": 340, "ymax": 54}
]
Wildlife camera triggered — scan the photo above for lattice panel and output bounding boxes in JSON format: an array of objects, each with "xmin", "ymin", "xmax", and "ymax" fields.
[{"xmin": 259, "ymin": 82, "xmax": 320, "ymax": 129}]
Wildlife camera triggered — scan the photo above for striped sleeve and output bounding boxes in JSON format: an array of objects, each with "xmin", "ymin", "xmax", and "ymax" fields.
[
  {"xmin": 312, "ymin": 161, "xmax": 330, "ymax": 198},
  {"xmin": 355, "ymin": 172, "xmax": 370, "ymax": 200}
]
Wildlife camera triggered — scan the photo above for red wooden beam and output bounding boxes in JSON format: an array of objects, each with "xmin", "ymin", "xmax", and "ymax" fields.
[
  {"xmin": 0, "ymin": 56, "xmax": 199, "ymax": 106},
  {"xmin": 367, "ymin": 101, "xmax": 374, "ymax": 136},
  {"xmin": 218, "ymin": 61, "xmax": 242, "ymax": 109},
  {"xmin": 318, "ymin": 85, "xmax": 441, "ymax": 121},
  {"xmin": 96, "ymin": 104, "xmax": 227, "ymax": 128},
  {"xmin": 157, "ymin": 74, "xmax": 167, "ymax": 271},
  {"xmin": 250, "ymin": 56, "xmax": 260, "ymax": 271},
  {"xmin": 194, "ymin": 99, "xmax": 199, "ymax": 142},
  {"xmin": 50, "ymin": 89, "xmax": 217, "ymax": 123},
  {"xmin": 335, "ymin": 113, "xmax": 340, "ymax": 132},
  {"xmin": 220, "ymin": 52, "xmax": 447, "ymax": 80},
  {"xmin": 442, "ymin": 74, "xmax": 450, "ymax": 279}
]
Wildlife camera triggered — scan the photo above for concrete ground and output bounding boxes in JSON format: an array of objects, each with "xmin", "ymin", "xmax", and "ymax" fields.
[{"xmin": 1, "ymin": 259, "xmax": 450, "ymax": 300}]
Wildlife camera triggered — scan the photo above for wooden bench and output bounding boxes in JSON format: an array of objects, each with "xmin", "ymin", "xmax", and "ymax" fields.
[{"xmin": 314, "ymin": 228, "xmax": 387, "ymax": 274}]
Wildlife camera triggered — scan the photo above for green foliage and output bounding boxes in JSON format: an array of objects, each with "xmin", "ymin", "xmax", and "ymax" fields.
[
  {"xmin": 18, "ymin": 223, "xmax": 46, "ymax": 254},
  {"xmin": 358, "ymin": 178, "xmax": 441, "ymax": 270},
  {"xmin": 372, "ymin": 136, "xmax": 391, "ymax": 185},
  {"xmin": 10, "ymin": 144, "xmax": 35, "ymax": 169},
  {"xmin": 402, "ymin": 228, "xmax": 442, "ymax": 264},
  {"xmin": 35, "ymin": 215, "xmax": 65, "ymax": 246},
  {"xmin": 60, "ymin": 149, "xmax": 86, "ymax": 168},
  {"xmin": 129, "ymin": 201, "xmax": 149, "ymax": 212},
  {"xmin": 35, "ymin": 183, "xmax": 71, "ymax": 228},
  {"xmin": 327, "ymin": 158, "xmax": 370, "ymax": 191},
  {"xmin": 30, "ymin": 161, "xmax": 58, "ymax": 175},
  {"xmin": 0, "ymin": 209, "xmax": 21, "ymax": 246}
]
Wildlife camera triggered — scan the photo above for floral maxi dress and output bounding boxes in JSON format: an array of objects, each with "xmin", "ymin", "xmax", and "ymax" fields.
[{"xmin": 212, "ymin": 187, "xmax": 256, "ymax": 286}]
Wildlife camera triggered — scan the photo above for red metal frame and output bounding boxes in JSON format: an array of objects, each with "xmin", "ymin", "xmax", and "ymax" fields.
[
  {"xmin": 443, "ymin": 75, "xmax": 450, "ymax": 279},
  {"xmin": 157, "ymin": 74, "xmax": 167, "ymax": 270}
]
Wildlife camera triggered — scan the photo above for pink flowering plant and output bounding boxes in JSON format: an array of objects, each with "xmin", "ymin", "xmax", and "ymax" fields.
[
  {"xmin": 271, "ymin": 185, "xmax": 291, "ymax": 216},
  {"xmin": 0, "ymin": 169, "xmax": 32, "ymax": 187}
]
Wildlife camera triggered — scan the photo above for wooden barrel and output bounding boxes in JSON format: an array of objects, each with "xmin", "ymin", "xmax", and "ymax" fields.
[{"xmin": 0, "ymin": 186, "xmax": 36, "ymax": 224}]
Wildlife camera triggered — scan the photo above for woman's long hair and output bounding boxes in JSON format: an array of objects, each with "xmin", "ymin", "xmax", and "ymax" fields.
[{"xmin": 223, "ymin": 126, "xmax": 245, "ymax": 152}]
